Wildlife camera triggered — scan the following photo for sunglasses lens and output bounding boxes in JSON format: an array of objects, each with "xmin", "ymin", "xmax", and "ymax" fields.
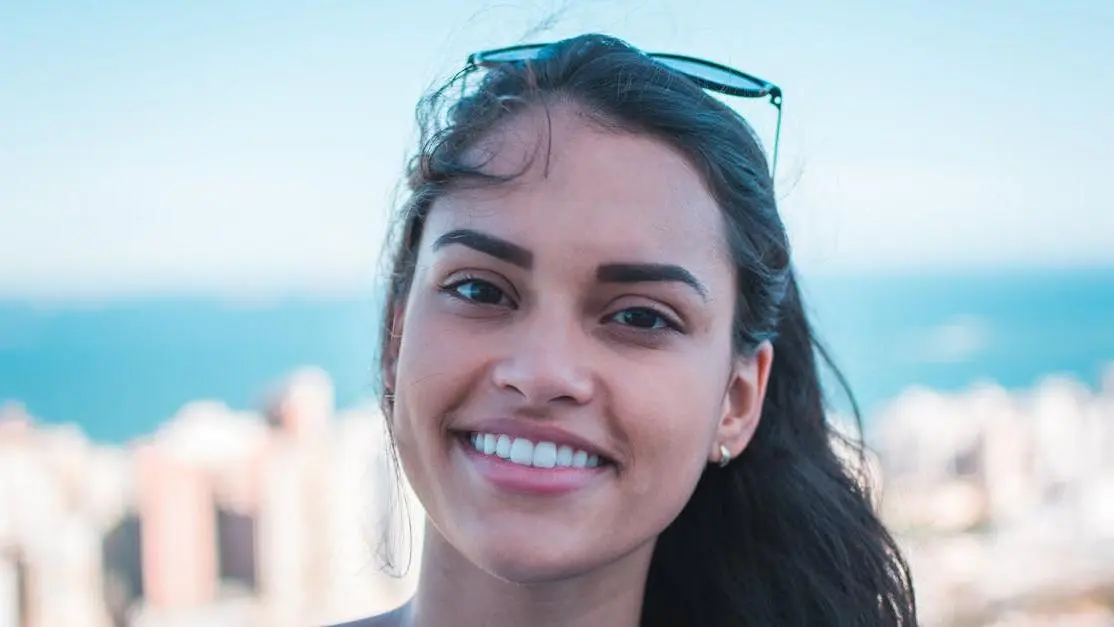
[
  {"xmin": 475, "ymin": 46, "xmax": 547, "ymax": 64},
  {"xmin": 653, "ymin": 56, "xmax": 768, "ymax": 94}
]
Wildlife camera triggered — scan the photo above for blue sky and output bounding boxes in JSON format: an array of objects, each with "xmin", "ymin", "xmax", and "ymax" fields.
[{"xmin": 1, "ymin": 0, "xmax": 1111, "ymax": 298}]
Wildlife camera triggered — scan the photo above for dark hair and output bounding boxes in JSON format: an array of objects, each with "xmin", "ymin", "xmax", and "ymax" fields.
[{"xmin": 377, "ymin": 33, "xmax": 916, "ymax": 627}]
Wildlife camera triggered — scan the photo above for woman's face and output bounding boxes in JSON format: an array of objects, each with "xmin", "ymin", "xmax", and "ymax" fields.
[{"xmin": 387, "ymin": 104, "xmax": 771, "ymax": 583}]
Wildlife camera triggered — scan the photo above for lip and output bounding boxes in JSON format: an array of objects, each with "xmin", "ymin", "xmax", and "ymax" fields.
[
  {"xmin": 452, "ymin": 417, "xmax": 615, "ymax": 463},
  {"xmin": 455, "ymin": 437, "xmax": 609, "ymax": 496}
]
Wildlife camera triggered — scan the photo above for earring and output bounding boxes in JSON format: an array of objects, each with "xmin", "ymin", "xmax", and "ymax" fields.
[{"xmin": 717, "ymin": 443, "xmax": 732, "ymax": 468}]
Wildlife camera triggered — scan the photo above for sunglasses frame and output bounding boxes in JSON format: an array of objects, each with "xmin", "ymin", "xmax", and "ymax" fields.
[{"xmin": 466, "ymin": 43, "xmax": 784, "ymax": 175}]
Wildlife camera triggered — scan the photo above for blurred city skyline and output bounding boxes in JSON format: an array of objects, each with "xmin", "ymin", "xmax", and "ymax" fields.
[
  {"xmin": 3, "ymin": 363, "xmax": 1114, "ymax": 625},
  {"xmin": 2, "ymin": 0, "xmax": 1112, "ymax": 300}
]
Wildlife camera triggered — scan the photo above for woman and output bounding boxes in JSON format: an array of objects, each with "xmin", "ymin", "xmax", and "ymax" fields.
[{"xmin": 342, "ymin": 33, "xmax": 916, "ymax": 627}]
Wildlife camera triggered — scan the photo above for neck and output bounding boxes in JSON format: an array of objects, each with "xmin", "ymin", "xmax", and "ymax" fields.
[{"xmin": 401, "ymin": 519, "xmax": 653, "ymax": 627}]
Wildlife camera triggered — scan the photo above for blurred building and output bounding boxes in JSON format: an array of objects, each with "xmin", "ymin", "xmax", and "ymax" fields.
[
  {"xmin": 0, "ymin": 369, "xmax": 418, "ymax": 627},
  {"xmin": 872, "ymin": 366, "xmax": 1114, "ymax": 626},
  {"xmin": 2, "ymin": 364, "xmax": 1113, "ymax": 626}
]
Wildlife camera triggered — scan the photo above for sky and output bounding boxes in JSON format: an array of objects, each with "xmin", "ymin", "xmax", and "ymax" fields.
[{"xmin": 1, "ymin": 0, "xmax": 1111, "ymax": 299}]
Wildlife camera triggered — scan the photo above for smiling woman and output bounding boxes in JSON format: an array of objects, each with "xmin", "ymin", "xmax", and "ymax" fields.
[{"xmin": 338, "ymin": 33, "xmax": 917, "ymax": 627}]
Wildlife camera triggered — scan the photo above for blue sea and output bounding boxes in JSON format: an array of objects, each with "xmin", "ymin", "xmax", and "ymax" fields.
[{"xmin": 2, "ymin": 268, "xmax": 1113, "ymax": 444}]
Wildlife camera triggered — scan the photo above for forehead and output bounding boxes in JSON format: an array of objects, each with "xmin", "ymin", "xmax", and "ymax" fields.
[{"xmin": 424, "ymin": 105, "xmax": 732, "ymax": 273}]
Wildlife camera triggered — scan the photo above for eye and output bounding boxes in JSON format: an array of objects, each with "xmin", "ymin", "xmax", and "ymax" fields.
[
  {"xmin": 609, "ymin": 307, "xmax": 681, "ymax": 332},
  {"xmin": 443, "ymin": 278, "xmax": 510, "ymax": 306}
]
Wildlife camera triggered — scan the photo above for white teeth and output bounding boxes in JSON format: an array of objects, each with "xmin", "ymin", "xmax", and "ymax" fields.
[
  {"xmin": 466, "ymin": 432, "xmax": 603, "ymax": 469},
  {"xmin": 555, "ymin": 445, "xmax": 574, "ymax": 467},
  {"xmin": 495, "ymin": 435, "xmax": 512, "ymax": 458},
  {"xmin": 532, "ymin": 442, "xmax": 557, "ymax": 468},
  {"xmin": 509, "ymin": 438, "xmax": 534, "ymax": 465}
]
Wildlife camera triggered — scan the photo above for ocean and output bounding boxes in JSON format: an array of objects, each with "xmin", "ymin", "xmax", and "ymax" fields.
[{"xmin": 2, "ymin": 268, "xmax": 1113, "ymax": 444}]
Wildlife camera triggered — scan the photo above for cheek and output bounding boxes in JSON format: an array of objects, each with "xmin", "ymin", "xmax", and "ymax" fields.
[
  {"xmin": 392, "ymin": 300, "xmax": 484, "ymax": 447},
  {"xmin": 616, "ymin": 358, "xmax": 724, "ymax": 495}
]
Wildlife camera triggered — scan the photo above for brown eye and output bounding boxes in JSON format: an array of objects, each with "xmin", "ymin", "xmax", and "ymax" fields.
[
  {"xmin": 446, "ymin": 278, "xmax": 509, "ymax": 306},
  {"xmin": 609, "ymin": 307, "xmax": 680, "ymax": 332}
]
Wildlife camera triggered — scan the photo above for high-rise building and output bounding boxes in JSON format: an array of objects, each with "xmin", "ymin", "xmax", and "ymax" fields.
[
  {"xmin": 0, "ymin": 550, "xmax": 26, "ymax": 627},
  {"xmin": 135, "ymin": 445, "xmax": 217, "ymax": 610}
]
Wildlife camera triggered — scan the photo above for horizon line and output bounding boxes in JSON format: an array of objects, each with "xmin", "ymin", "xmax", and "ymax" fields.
[{"xmin": 4, "ymin": 262, "xmax": 1114, "ymax": 306}]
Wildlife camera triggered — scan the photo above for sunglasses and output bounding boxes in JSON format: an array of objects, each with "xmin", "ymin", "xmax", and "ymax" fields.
[{"xmin": 467, "ymin": 43, "xmax": 784, "ymax": 176}]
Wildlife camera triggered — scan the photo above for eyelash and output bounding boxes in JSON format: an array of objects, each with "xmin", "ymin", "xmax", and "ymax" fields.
[
  {"xmin": 439, "ymin": 276, "xmax": 685, "ymax": 335},
  {"xmin": 440, "ymin": 275, "xmax": 513, "ymax": 308}
]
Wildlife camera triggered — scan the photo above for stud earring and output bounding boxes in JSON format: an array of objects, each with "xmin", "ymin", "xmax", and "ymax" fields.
[{"xmin": 718, "ymin": 443, "xmax": 732, "ymax": 468}]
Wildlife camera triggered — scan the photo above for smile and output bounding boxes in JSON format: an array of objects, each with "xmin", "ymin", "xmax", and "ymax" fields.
[
  {"xmin": 456, "ymin": 431, "xmax": 612, "ymax": 496},
  {"xmin": 467, "ymin": 432, "xmax": 603, "ymax": 468}
]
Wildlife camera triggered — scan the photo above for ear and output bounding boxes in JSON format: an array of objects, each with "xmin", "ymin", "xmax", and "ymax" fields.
[
  {"xmin": 712, "ymin": 341, "xmax": 774, "ymax": 463},
  {"xmin": 381, "ymin": 303, "xmax": 406, "ymax": 395}
]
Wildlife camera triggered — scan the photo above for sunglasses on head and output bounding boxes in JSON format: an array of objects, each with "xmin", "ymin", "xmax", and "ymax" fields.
[{"xmin": 467, "ymin": 43, "xmax": 784, "ymax": 176}]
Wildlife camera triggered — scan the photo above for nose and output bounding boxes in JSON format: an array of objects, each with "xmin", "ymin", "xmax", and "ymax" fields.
[{"xmin": 490, "ymin": 315, "xmax": 595, "ymax": 406}]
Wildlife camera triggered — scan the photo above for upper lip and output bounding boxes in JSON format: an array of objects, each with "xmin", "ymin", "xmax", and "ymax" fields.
[{"xmin": 455, "ymin": 418, "xmax": 615, "ymax": 462}]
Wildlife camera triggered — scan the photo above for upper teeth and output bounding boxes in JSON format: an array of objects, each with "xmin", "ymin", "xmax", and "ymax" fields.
[{"xmin": 469, "ymin": 433, "xmax": 601, "ymax": 469}]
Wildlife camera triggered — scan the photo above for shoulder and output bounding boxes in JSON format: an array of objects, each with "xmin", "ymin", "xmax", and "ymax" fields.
[
  {"xmin": 325, "ymin": 606, "xmax": 407, "ymax": 627},
  {"xmin": 323, "ymin": 619, "xmax": 387, "ymax": 627}
]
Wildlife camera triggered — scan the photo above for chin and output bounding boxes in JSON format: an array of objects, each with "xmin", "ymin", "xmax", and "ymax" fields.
[
  {"xmin": 477, "ymin": 551, "xmax": 598, "ymax": 585},
  {"xmin": 463, "ymin": 528, "xmax": 606, "ymax": 585}
]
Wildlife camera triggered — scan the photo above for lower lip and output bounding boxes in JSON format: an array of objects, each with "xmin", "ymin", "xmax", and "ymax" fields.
[{"xmin": 456, "ymin": 438, "xmax": 608, "ymax": 496}]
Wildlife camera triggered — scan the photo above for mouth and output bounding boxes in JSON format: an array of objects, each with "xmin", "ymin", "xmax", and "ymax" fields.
[
  {"xmin": 453, "ymin": 431, "xmax": 614, "ymax": 496},
  {"xmin": 457, "ymin": 431, "xmax": 615, "ymax": 469}
]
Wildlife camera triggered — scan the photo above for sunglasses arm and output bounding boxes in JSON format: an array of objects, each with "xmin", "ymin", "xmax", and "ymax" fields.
[{"xmin": 769, "ymin": 91, "xmax": 783, "ymax": 179}]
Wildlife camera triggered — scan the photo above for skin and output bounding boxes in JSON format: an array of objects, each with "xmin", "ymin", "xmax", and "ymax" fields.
[{"xmin": 361, "ymin": 103, "xmax": 773, "ymax": 627}]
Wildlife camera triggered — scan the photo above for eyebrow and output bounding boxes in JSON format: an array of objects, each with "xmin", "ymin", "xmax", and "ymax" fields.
[
  {"xmin": 431, "ymin": 228, "xmax": 707, "ymax": 299},
  {"xmin": 432, "ymin": 229, "xmax": 533, "ymax": 269},
  {"xmin": 597, "ymin": 263, "xmax": 708, "ymax": 300}
]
